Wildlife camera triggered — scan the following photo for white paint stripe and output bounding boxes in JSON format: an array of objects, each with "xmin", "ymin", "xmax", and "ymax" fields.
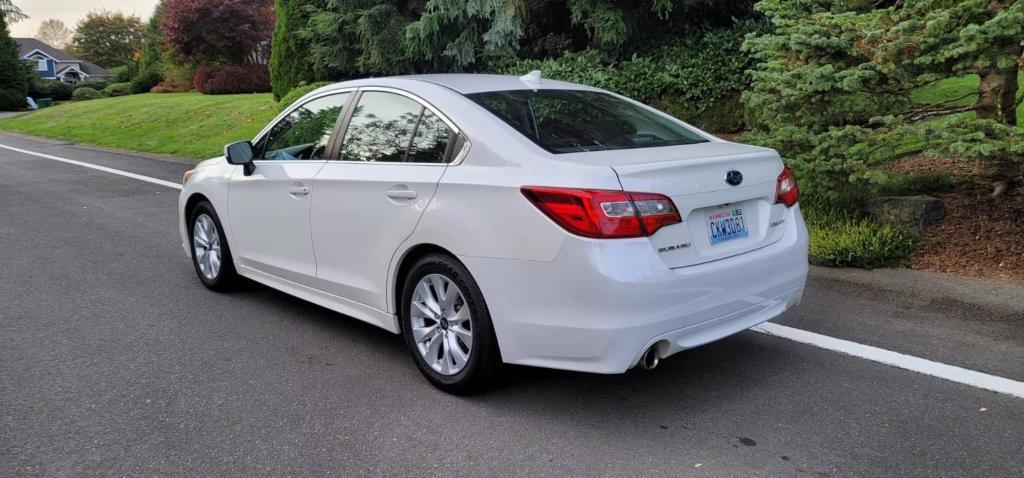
[
  {"xmin": 753, "ymin": 322, "xmax": 1024, "ymax": 399},
  {"xmin": 3, "ymin": 140, "xmax": 1023, "ymax": 400},
  {"xmin": 0, "ymin": 143, "xmax": 183, "ymax": 190}
]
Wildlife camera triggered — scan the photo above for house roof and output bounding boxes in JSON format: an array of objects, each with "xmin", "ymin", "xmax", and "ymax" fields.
[{"xmin": 13, "ymin": 38, "xmax": 112, "ymax": 77}]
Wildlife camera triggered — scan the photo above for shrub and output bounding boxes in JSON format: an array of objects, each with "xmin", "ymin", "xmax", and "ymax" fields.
[
  {"xmin": 71, "ymin": 87, "xmax": 103, "ymax": 101},
  {"xmin": 193, "ymin": 65, "xmax": 271, "ymax": 95},
  {"xmin": 150, "ymin": 76, "xmax": 192, "ymax": 93},
  {"xmin": 110, "ymin": 65, "xmax": 132, "ymax": 83},
  {"xmin": 103, "ymin": 82, "xmax": 133, "ymax": 97},
  {"xmin": 804, "ymin": 207, "xmax": 919, "ymax": 269},
  {"xmin": 494, "ymin": 25, "xmax": 757, "ymax": 133},
  {"xmin": 76, "ymin": 79, "xmax": 111, "ymax": 91},
  {"xmin": 278, "ymin": 81, "xmax": 330, "ymax": 111},
  {"xmin": 131, "ymin": 69, "xmax": 164, "ymax": 94},
  {"xmin": 28, "ymin": 79, "xmax": 74, "ymax": 101}
]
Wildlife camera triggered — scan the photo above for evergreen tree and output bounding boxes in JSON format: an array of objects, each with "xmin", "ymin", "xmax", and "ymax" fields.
[
  {"xmin": 743, "ymin": 0, "xmax": 1024, "ymax": 199},
  {"xmin": 270, "ymin": 0, "xmax": 315, "ymax": 100},
  {"xmin": 0, "ymin": 10, "xmax": 27, "ymax": 110}
]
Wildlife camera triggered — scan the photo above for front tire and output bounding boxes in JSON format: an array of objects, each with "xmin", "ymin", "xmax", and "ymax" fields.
[
  {"xmin": 188, "ymin": 201, "xmax": 240, "ymax": 291},
  {"xmin": 400, "ymin": 254, "xmax": 500, "ymax": 394}
]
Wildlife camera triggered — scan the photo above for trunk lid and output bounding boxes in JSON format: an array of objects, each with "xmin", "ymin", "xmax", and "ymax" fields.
[{"xmin": 561, "ymin": 141, "xmax": 789, "ymax": 268}]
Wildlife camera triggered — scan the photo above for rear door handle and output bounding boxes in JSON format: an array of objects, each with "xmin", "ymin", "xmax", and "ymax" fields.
[
  {"xmin": 289, "ymin": 185, "xmax": 311, "ymax": 196},
  {"xmin": 386, "ymin": 189, "xmax": 417, "ymax": 200}
]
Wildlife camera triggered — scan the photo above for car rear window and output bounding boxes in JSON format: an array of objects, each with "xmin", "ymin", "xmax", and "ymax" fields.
[{"xmin": 467, "ymin": 89, "xmax": 708, "ymax": 153}]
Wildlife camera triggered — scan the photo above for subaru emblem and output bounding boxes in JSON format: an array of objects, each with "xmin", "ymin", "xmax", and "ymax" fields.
[{"xmin": 725, "ymin": 170, "xmax": 743, "ymax": 186}]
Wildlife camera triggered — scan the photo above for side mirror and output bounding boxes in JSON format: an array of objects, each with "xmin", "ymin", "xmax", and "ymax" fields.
[{"xmin": 225, "ymin": 140, "xmax": 256, "ymax": 176}]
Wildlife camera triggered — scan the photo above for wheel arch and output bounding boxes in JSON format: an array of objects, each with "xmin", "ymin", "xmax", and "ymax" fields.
[
  {"xmin": 184, "ymin": 192, "xmax": 212, "ymax": 221},
  {"xmin": 391, "ymin": 243, "xmax": 459, "ymax": 316}
]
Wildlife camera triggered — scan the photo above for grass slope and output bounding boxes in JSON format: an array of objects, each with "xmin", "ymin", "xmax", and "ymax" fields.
[{"xmin": 0, "ymin": 93, "xmax": 278, "ymax": 160}]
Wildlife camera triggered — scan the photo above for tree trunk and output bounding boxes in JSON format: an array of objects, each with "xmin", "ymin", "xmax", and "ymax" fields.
[{"xmin": 975, "ymin": 62, "xmax": 1018, "ymax": 126}]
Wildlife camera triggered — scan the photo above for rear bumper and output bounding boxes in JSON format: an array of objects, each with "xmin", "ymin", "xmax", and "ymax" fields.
[{"xmin": 460, "ymin": 205, "xmax": 809, "ymax": 374}]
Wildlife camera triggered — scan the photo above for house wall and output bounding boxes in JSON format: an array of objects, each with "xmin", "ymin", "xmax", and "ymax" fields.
[{"xmin": 24, "ymin": 55, "xmax": 56, "ymax": 79}]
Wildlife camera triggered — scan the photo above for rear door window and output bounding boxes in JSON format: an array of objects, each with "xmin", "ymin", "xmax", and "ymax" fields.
[
  {"xmin": 340, "ymin": 91, "xmax": 454, "ymax": 163},
  {"xmin": 468, "ymin": 89, "xmax": 707, "ymax": 153}
]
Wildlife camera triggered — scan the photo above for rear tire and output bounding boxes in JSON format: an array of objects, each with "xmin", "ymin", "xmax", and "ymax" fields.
[
  {"xmin": 188, "ymin": 201, "xmax": 241, "ymax": 291},
  {"xmin": 400, "ymin": 254, "xmax": 500, "ymax": 394}
]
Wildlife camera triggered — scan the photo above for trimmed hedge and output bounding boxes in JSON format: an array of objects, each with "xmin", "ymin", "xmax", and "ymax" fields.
[
  {"xmin": 193, "ymin": 65, "xmax": 272, "ymax": 95},
  {"xmin": 278, "ymin": 81, "xmax": 331, "ymax": 111},
  {"xmin": 71, "ymin": 87, "xmax": 103, "ymax": 101},
  {"xmin": 28, "ymin": 79, "xmax": 74, "ymax": 101},
  {"xmin": 131, "ymin": 70, "xmax": 164, "ymax": 94},
  {"xmin": 103, "ymin": 82, "xmax": 133, "ymax": 97},
  {"xmin": 76, "ymin": 79, "xmax": 111, "ymax": 91}
]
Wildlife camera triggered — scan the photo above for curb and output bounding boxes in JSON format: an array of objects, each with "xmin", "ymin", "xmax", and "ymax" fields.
[{"xmin": 809, "ymin": 265, "xmax": 1024, "ymax": 320}]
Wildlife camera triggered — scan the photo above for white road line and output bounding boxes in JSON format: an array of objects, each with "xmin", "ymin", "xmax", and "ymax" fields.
[
  {"xmin": 3, "ymin": 140, "xmax": 1023, "ymax": 400},
  {"xmin": 0, "ymin": 143, "xmax": 183, "ymax": 190},
  {"xmin": 753, "ymin": 323, "xmax": 1024, "ymax": 399}
]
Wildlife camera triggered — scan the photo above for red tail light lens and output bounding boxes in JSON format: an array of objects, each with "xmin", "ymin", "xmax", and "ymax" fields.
[
  {"xmin": 776, "ymin": 167, "xmax": 799, "ymax": 207},
  {"xmin": 521, "ymin": 187, "xmax": 681, "ymax": 238}
]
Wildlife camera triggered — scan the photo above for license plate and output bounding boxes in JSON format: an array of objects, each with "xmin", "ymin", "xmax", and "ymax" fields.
[{"xmin": 706, "ymin": 207, "xmax": 748, "ymax": 245}]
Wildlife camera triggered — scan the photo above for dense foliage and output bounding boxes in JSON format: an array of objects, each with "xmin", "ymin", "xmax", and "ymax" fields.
[
  {"xmin": 76, "ymin": 79, "xmax": 110, "ymax": 92},
  {"xmin": 103, "ymin": 82, "xmax": 133, "ymax": 97},
  {"xmin": 162, "ymin": 0, "xmax": 275, "ymax": 65},
  {"xmin": 28, "ymin": 78, "xmax": 73, "ymax": 101},
  {"xmin": 135, "ymin": 1, "xmax": 167, "ymax": 89},
  {"xmin": 71, "ymin": 87, "xmax": 103, "ymax": 101},
  {"xmin": 269, "ymin": 0, "xmax": 313, "ymax": 100},
  {"xmin": 193, "ymin": 65, "xmax": 272, "ymax": 95},
  {"xmin": 804, "ymin": 207, "xmax": 919, "ymax": 269},
  {"xmin": 290, "ymin": 1, "xmax": 754, "ymax": 79},
  {"xmin": 278, "ymin": 81, "xmax": 331, "ymax": 111},
  {"xmin": 71, "ymin": 11, "xmax": 145, "ymax": 68},
  {"xmin": 0, "ymin": 10, "xmax": 26, "ymax": 110},
  {"xmin": 743, "ymin": 0, "xmax": 1024, "ymax": 200},
  {"xmin": 495, "ymin": 25, "xmax": 757, "ymax": 132}
]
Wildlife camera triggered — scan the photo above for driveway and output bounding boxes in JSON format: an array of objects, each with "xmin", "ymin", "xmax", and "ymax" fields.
[{"xmin": 1, "ymin": 132, "xmax": 1022, "ymax": 477}]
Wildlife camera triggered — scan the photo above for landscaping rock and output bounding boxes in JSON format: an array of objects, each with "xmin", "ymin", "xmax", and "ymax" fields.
[{"xmin": 866, "ymin": 196, "xmax": 945, "ymax": 231}]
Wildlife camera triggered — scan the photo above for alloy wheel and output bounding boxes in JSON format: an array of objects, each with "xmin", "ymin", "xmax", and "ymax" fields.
[{"xmin": 410, "ymin": 274, "xmax": 472, "ymax": 375}]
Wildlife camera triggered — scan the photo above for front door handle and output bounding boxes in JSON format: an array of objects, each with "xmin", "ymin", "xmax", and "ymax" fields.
[
  {"xmin": 386, "ymin": 189, "xmax": 417, "ymax": 200},
  {"xmin": 289, "ymin": 185, "xmax": 311, "ymax": 197}
]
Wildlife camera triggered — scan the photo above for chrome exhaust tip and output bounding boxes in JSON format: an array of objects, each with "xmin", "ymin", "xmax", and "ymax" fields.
[{"xmin": 639, "ymin": 346, "xmax": 660, "ymax": 370}]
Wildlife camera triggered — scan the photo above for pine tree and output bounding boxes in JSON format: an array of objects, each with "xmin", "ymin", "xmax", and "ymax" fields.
[
  {"xmin": 270, "ymin": 0, "xmax": 315, "ymax": 100},
  {"xmin": 743, "ymin": 0, "xmax": 1024, "ymax": 199},
  {"xmin": 0, "ymin": 10, "xmax": 28, "ymax": 111}
]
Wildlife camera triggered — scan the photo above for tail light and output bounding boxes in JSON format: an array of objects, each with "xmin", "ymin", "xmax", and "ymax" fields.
[
  {"xmin": 775, "ymin": 167, "xmax": 799, "ymax": 207},
  {"xmin": 521, "ymin": 187, "xmax": 681, "ymax": 238}
]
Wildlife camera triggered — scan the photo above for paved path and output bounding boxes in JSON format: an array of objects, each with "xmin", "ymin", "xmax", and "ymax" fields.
[{"xmin": 1, "ymin": 133, "xmax": 1022, "ymax": 477}]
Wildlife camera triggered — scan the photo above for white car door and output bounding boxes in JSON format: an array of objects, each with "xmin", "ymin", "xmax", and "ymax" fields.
[
  {"xmin": 310, "ymin": 88, "xmax": 461, "ymax": 312},
  {"xmin": 228, "ymin": 91, "xmax": 352, "ymax": 285}
]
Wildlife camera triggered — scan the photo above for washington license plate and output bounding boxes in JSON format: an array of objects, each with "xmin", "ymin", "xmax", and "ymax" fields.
[{"xmin": 706, "ymin": 207, "xmax": 748, "ymax": 245}]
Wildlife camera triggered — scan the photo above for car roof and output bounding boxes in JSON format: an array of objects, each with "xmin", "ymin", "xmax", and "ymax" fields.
[{"xmin": 319, "ymin": 73, "xmax": 602, "ymax": 95}]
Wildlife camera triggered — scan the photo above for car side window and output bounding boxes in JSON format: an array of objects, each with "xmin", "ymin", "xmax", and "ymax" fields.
[
  {"xmin": 340, "ymin": 91, "xmax": 424, "ymax": 163},
  {"xmin": 406, "ymin": 109, "xmax": 454, "ymax": 163},
  {"xmin": 258, "ymin": 92, "xmax": 350, "ymax": 161}
]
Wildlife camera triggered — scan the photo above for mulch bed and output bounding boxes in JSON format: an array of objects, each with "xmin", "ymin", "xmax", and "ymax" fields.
[{"xmin": 911, "ymin": 187, "xmax": 1024, "ymax": 285}]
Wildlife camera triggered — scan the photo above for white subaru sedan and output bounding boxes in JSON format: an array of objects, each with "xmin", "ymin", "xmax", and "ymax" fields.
[{"xmin": 179, "ymin": 73, "xmax": 808, "ymax": 393}]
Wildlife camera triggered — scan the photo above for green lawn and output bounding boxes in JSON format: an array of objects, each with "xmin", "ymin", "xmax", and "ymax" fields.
[
  {"xmin": 0, "ymin": 93, "xmax": 278, "ymax": 160},
  {"xmin": 911, "ymin": 72, "xmax": 1024, "ymax": 124}
]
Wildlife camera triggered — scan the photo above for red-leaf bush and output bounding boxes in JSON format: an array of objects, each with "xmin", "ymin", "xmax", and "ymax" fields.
[
  {"xmin": 193, "ymin": 65, "xmax": 271, "ymax": 95},
  {"xmin": 162, "ymin": 0, "xmax": 274, "ymax": 65}
]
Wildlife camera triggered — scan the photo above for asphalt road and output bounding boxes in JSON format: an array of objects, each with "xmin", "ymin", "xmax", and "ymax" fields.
[{"xmin": 1, "ymin": 133, "xmax": 1022, "ymax": 477}]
